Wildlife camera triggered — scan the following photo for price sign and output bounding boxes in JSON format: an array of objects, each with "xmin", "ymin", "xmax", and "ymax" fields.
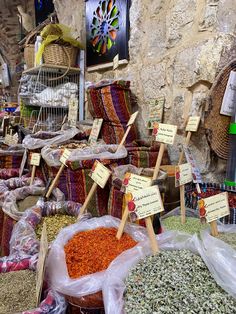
[
  {"xmin": 90, "ymin": 160, "xmax": 111, "ymax": 188},
  {"xmin": 185, "ymin": 116, "xmax": 201, "ymax": 132},
  {"xmin": 183, "ymin": 145, "xmax": 202, "ymax": 184},
  {"xmin": 126, "ymin": 185, "xmax": 164, "ymax": 221},
  {"xmin": 68, "ymin": 97, "xmax": 78, "ymax": 127},
  {"xmin": 220, "ymin": 71, "xmax": 236, "ymax": 116},
  {"xmin": 147, "ymin": 97, "xmax": 165, "ymax": 129},
  {"xmin": 60, "ymin": 149, "xmax": 71, "ymax": 166},
  {"xmin": 36, "ymin": 223, "xmax": 48, "ymax": 305},
  {"xmin": 175, "ymin": 163, "xmax": 192, "ymax": 187},
  {"xmin": 88, "ymin": 118, "xmax": 103, "ymax": 144},
  {"xmin": 30, "ymin": 153, "xmax": 41, "ymax": 166},
  {"xmin": 122, "ymin": 173, "xmax": 152, "ymax": 193},
  {"xmin": 127, "ymin": 111, "xmax": 139, "ymax": 126},
  {"xmin": 198, "ymin": 192, "xmax": 230, "ymax": 223},
  {"xmin": 153, "ymin": 123, "xmax": 177, "ymax": 145}
]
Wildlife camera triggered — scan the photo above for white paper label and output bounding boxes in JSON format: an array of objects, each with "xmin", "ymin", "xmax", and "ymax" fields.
[
  {"xmin": 88, "ymin": 118, "xmax": 103, "ymax": 144},
  {"xmin": 122, "ymin": 173, "xmax": 152, "ymax": 193},
  {"xmin": 183, "ymin": 145, "xmax": 202, "ymax": 184},
  {"xmin": 154, "ymin": 123, "xmax": 177, "ymax": 145},
  {"xmin": 30, "ymin": 153, "xmax": 41, "ymax": 166},
  {"xmin": 68, "ymin": 97, "xmax": 78, "ymax": 127},
  {"xmin": 60, "ymin": 149, "xmax": 71, "ymax": 166},
  {"xmin": 220, "ymin": 71, "xmax": 236, "ymax": 116},
  {"xmin": 113, "ymin": 54, "xmax": 119, "ymax": 70},
  {"xmin": 147, "ymin": 97, "xmax": 165, "ymax": 129},
  {"xmin": 127, "ymin": 111, "xmax": 139, "ymax": 126},
  {"xmin": 90, "ymin": 160, "xmax": 111, "ymax": 188},
  {"xmin": 175, "ymin": 163, "xmax": 193, "ymax": 187},
  {"xmin": 185, "ymin": 116, "xmax": 201, "ymax": 132}
]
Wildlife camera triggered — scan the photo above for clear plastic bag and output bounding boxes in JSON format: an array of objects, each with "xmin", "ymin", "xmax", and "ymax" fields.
[
  {"xmin": 200, "ymin": 225, "xmax": 236, "ymax": 298},
  {"xmin": 10, "ymin": 201, "xmax": 85, "ymax": 256},
  {"xmin": 42, "ymin": 143, "xmax": 127, "ymax": 167},
  {"xmin": 2, "ymin": 185, "xmax": 64, "ymax": 221},
  {"xmin": 22, "ymin": 128, "xmax": 79, "ymax": 150},
  {"xmin": 103, "ymin": 230, "xmax": 236, "ymax": 314},
  {"xmin": 47, "ymin": 215, "xmax": 148, "ymax": 298}
]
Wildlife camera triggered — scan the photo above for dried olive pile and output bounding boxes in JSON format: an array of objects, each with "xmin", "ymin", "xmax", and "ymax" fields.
[
  {"xmin": 35, "ymin": 214, "xmax": 77, "ymax": 242},
  {"xmin": 162, "ymin": 216, "xmax": 207, "ymax": 234},
  {"xmin": 0, "ymin": 269, "xmax": 36, "ymax": 313},
  {"xmin": 218, "ymin": 232, "xmax": 236, "ymax": 250},
  {"xmin": 124, "ymin": 250, "xmax": 236, "ymax": 314}
]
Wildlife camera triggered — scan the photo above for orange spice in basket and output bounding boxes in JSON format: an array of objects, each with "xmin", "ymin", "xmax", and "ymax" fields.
[{"xmin": 64, "ymin": 227, "xmax": 137, "ymax": 279}]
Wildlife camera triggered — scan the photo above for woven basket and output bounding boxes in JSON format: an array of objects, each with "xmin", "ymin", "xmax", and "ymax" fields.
[
  {"xmin": 43, "ymin": 43, "xmax": 78, "ymax": 67},
  {"xmin": 24, "ymin": 31, "xmax": 37, "ymax": 69},
  {"xmin": 205, "ymin": 60, "xmax": 236, "ymax": 159}
]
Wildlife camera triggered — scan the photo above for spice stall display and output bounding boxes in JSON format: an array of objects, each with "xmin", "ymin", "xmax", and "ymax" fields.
[
  {"xmin": 41, "ymin": 143, "xmax": 127, "ymax": 216},
  {"xmin": 1, "ymin": 185, "xmax": 64, "ymax": 256},
  {"xmin": 47, "ymin": 216, "xmax": 148, "ymax": 312},
  {"xmin": 10, "ymin": 200, "xmax": 83, "ymax": 256},
  {"xmin": 102, "ymin": 231, "xmax": 236, "ymax": 314},
  {"xmin": 0, "ymin": 254, "xmax": 66, "ymax": 313},
  {"xmin": 161, "ymin": 207, "xmax": 208, "ymax": 235},
  {"xmin": 185, "ymin": 182, "xmax": 236, "ymax": 224},
  {"xmin": 0, "ymin": 143, "xmax": 25, "ymax": 169}
]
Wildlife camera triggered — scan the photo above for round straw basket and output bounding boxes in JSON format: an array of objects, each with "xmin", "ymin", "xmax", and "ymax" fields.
[
  {"xmin": 205, "ymin": 60, "xmax": 236, "ymax": 159},
  {"xmin": 43, "ymin": 43, "xmax": 78, "ymax": 67}
]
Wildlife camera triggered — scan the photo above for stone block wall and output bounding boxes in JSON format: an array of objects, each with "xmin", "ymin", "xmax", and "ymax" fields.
[{"xmin": 54, "ymin": 0, "xmax": 236, "ymax": 181}]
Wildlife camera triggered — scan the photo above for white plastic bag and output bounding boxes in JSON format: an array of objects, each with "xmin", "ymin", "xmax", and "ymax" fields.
[
  {"xmin": 42, "ymin": 143, "xmax": 127, "ymax": 167},
  {"xmin": 103, "ymin": 230, "xmax": 236, "ymax": 314},
  {"xmin": 47, "ymin": 215, "xmax": 148, "ymax": 298},
  {"xmin": 23, "ymin": 128, "xmax": 79, "ymax": 150},
  {"xmin": 200, "ymin": 225, "xmax": 236, "ymax": 298}
]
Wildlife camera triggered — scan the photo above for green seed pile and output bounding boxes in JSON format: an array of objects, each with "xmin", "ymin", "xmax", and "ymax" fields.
[
  {"xmin": 217, "ymin": 232, "xmax": 236, "ymax": 250},
  {"xmin": 162, "ymin": 216, "xmax": 207, "ymax": 234},
  {"xmin": 35, "ymin": 214, "xmax": 77, "ymax": 242},
  {"xmin": 0, "ymin": 269, "xmax": 36, "ymax": 313},
  {"xmin": 124, "ymin": 250, "xmax": 236, "ymax": 314}
]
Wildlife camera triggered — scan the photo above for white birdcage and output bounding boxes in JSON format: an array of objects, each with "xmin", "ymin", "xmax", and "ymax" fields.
[{"xmin": 19, "ymin": 54, "xmax": 85, "ymax": 132}]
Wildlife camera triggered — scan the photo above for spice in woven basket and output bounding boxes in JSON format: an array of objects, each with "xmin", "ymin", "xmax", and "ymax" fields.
[
  {"xmin": 17, "ymin": 195, "xmax": 40, "ymax": 212},
  {"xmin": 65, "ymin": 227, "xmax": 137, "ymax": 279},
  {"xmin": 124, "ymin": 250, "xmax": 236, "ymax": 313},
  {"xmin": 217, "ymin": 232, "xmax": 236, "ymax": 250},
  {"xmin": 36, "ymin": 214, "xmax": 77, "ymax": 242},
  {"xmin": 162, "ymin": 216, "xmax": 207, "ymax": 234},
  {"xmin": 0, "ymin": 269, "xmax": 36, "ymax": 313}
]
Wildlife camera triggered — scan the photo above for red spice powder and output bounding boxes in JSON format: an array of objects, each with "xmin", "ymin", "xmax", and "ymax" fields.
[{"xmin": 64, "ymin": 227, "xmax": 137, "ymax": 279}]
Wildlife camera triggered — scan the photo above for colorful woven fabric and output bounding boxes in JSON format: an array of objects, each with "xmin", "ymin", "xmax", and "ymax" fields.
[
  {"xmin": 1, "ymin": 213, "xmax": 16, "ymax": 256},
  {"xmin": 87, "ymin": 80, "xmax": 137, "ymax": 144},
  {"xmin": 185, "ymin": 183, "xmax": 236, "ymax": 224},
  {"xmin": 0, "ymin": 168, "xmax": 22, "ymax": 179}
]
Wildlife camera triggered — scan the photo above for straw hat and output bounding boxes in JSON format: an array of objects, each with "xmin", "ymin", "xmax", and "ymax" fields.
[{"xmin": 205, "ymin": 60, "xmax": 236, "ymax": 159}]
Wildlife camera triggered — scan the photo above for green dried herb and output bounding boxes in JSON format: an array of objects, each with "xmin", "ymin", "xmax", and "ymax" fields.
[
  {"xmin": 217, "ymin": 232, "xmax": 236, "ymax": 250},
  {"xmin": 162, "ymin": 216, "xmax": 207, "ymax": 235},
  {"xmin": 124, "ymin": 250, "xmax": 236, "ymax": 313},
  {"xmin": 35, "ymin": 214, "xmax": 77, "ymax": 242},
  {"xmin": 0, "ymin": 269, "xmax": 36, "ymax": 313}
]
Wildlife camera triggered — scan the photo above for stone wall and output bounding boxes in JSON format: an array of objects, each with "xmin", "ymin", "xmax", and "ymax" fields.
[{"xmin": 54, "ymin": 0, "xmax": 236, "ymax": 181}]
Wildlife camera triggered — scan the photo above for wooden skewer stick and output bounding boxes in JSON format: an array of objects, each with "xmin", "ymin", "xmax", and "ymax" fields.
[
  {"xmin": 180, "ymin": 184, "xmax": 186, "ymax": 224},
  {"xmin": 153, "ymin": 143, "xmax": 165, "ymax": 180},
  {"xmin": 145, "ymin": 216, "xmax": 159, "ymax": 254},
  {"xmin": 116, "ymin": 206, "xmax": 129, "ymax": 240},
  {"xmin": 116, "ymin": 125, "xmax": 132, "ymax": 152},
  {"xmin": 30, "ymin": 165, "xmax": 36, "ymax": 185},
  {"xmin": 178, "ymin": 131, "xmax": 192, "ymax": 165},
  {"xmin": 78, "ymin": 182, "xmax": 98, "ymax": 220},
  {"xmin": 210, "ymin": 220, "xmax": 219, "ymax": 237},
  {"xmin": 46, "ymin": 164, "xmax": 65, "ymax": 199}
]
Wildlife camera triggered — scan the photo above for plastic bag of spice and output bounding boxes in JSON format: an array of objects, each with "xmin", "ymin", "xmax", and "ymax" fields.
[
  {"xmin": 47, "ymin": 216, "xmax": 148, "ymax": 303},
  {"xmin": 0, "ymin": 254, "xmax": 67, "ymax": 314},
  {"xmin": 10, "ymin": 201, "xmax": 84, "ymax": 256},
  {"xmin": 102, "ymin": 231, "xmax": 236, "ymax": 314},
  {"xmin": 200, "ymin": 225, "xmax": 236, "ymax": 298},
  {"xmin": 41, "ymin": 142, "xmax": 127, "ymax": 168},
  {"xmin": 22, "ymin": 127, "xmax": 80, "ymax": 150}
]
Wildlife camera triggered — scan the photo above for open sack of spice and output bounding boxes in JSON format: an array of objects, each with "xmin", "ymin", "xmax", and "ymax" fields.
[
  {"xmin": 160, "ymin": 206, "xmax": 209, "ymax": 235},
  {"xmin": 200, "ymin": 224, "xmax": 236, "ymax": 298},
  {"xmin": 0, "ymin": 168, "xmax": 28, "ymax": 179},
  {"xmin": 22, "ymin": 127, "xmax": 80, "ymax": 150},
  {"xmin": 41, "ymin": 142, "xmax": 127, "ymax": 168},
  {"xmin": 47, "ymin": 215, "xmax": 148, "ymax": 309},
  {"xmin": 0, "ymin": 254, "xmax": 67, "ymax": 314},
  {"xmin": 102, "ymin": 230, "xmax": 236, "ymax": 314},
  {"xmin": 10, "ymin": 200, "xmax": 85, "ymax": 256}
]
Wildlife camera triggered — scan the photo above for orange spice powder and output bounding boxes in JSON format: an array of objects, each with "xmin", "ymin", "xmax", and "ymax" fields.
[{"xmin": 64, "ymin": 227, "xmax": 137, "ymax": 279}]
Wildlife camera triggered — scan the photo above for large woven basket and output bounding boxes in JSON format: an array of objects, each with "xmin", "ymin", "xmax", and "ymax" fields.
[
  {"xmin": 24, "ymin": 31, "xmax": 37, "ymax": 69},
  {"xmin": 43, "ymin": 43, "xmax": 78, "ymax": 67}
]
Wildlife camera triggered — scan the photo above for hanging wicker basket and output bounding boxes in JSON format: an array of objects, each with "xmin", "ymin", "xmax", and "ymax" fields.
[
  {"xmin": 24, "ymin": 31, "xmax": 37, "ymax": 69},
  {"xmin": 43, "ymin": 43, "xmax": 78, "ymax": 67}
]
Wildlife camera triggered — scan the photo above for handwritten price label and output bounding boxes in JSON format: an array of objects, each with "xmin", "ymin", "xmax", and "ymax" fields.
[
  {"xmin": 127, "ymin": 111, "xmax": 139, "ymax": 126},
  {"xmin": 90, "ymin": 160, "xmax": 111, "ymax": 188},
  {"xmin": 126, "ymin": 185, "xmax": 164, "ymax": 221},
  {"xmin": 153, "ymin": 123, "xmax": 177, "ymax": 145},
  {"xmin": 30, "ymin": 153, "xmax": 41, "ymax": 166},
  {"xmin": 88, "ymin": 118, "xmax": 103, "ymax": 144},
  {"xmin": 175, "ymin": 163, "xmax": 192, "ymax": 187},
  {"xmin": 185, "ymin": 116, "xmax": 200, "ymax": 132},
  {"xmin": 60, "ymin": 149, "xmax": 71, "ymax": 166},
  {"xmin": 183, "ymin": 145, "xmax": 202, "ymax": 184},
  {"xmin": 122, "ymin": 173, "xmax": 152, "ymax": 193}
]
